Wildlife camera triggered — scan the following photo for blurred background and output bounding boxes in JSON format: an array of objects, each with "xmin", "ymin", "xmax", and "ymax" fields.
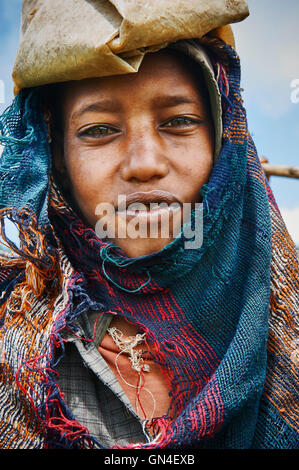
[{"xmin": 0, "ymin": 0, "xmax": 298, "ymax": 250}]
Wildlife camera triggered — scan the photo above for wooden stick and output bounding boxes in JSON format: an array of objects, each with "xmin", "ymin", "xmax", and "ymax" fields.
[{"xmin": 261, "ymin": 164, "xmax": 299, "ymax": 180}]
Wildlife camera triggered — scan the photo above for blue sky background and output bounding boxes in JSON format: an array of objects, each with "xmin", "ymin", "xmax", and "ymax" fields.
[{"xmin": 0, "ymin": 0, "xmax": 298, "ymax": 244}]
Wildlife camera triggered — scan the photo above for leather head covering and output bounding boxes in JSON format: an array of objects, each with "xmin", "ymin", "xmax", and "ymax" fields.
[{"xmin": 13, "ymin": 0, "xmax": 248, "ymax": 91}]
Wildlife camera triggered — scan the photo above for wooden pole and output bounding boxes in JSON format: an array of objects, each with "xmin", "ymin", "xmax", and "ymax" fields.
[{"xmin": 261, "ymin": 164, "xmax": 299, "ymax": 180}]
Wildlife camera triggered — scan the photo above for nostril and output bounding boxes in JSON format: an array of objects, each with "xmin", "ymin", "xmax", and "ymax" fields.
[
  {"xmin": 120, "ymin": 139, "xmax": 169, "ymax": 182},
  {"xmin": 121, "ymin": 159, "xmax": 169, "ymax": 182}
]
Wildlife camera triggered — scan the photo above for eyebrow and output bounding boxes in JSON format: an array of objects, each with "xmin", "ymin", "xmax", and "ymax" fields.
[
  {"xmin": 71, "ymin": 94, "xmax": 199, "ymax": 121},
  {"xmin": 71, "ymin": 99, "xmax": 122, "ymax": 120},
  {"xmin": 150, "ymin": 95, "xmax": 199, "ymax": 109}
]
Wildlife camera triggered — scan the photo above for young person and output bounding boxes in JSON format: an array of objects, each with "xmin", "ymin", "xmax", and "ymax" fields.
[{"xmin": 0, "ymin": 0, "xmax": 298, "ymax": 449}]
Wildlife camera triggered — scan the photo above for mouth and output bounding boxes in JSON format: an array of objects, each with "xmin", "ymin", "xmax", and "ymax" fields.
[
  {"xmin": 118, "ymin": 190, "xmax": 182, "ymax": 209},
  {"xmin": 116, "ymin": 190, "xmax": 183, "ymax": 222}
]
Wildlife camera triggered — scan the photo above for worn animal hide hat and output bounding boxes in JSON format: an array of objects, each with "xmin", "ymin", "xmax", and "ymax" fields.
[{"xmin": 12, "ymin": 0, "xmax": 249, "ymax": 93}]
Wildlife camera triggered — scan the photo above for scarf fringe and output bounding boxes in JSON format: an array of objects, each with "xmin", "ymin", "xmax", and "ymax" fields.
[{"xmin": 0, "ymin": 207, "xmax": 60, "ymax": 303}]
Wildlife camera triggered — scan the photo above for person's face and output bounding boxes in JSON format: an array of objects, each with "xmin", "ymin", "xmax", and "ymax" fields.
[{"xmin": 53, "ymin": 51, "xmax": 214, "ymax": 257}]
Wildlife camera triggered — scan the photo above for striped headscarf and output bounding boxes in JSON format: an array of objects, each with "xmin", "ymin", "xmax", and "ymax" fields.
[{"xmin": 0, "ymin": 40, "xmax": 298, "ymax": 449}]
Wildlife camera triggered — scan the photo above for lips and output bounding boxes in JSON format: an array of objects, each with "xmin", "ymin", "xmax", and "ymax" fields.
[
  {"xmin": 120, "ymin": 190, "xmax": 182, "ymax": 209},
  {"xmin": 116, "ymin": 190, "xmax": 183, "ymax": 224}
]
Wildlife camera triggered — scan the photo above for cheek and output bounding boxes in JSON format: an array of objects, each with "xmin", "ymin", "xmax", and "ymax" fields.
[
  {"xmin": 67, "ymin": 156, "xmax": 96, "ymax": 197},
  {"xmin": 185, "ymin": 160, "xmax": 212, "ymax": 202},
  {"xmin": 178, "ymin": 131, "xmax": 214, "ymax": 198},
  {"xmin": 63, "ymin": 142, "xmax": 115, "ymax": 221}
]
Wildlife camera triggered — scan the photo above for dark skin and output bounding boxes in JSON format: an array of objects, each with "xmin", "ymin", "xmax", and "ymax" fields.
[{"xmin": 52, "ymin": 50, "xmax": 214, "ymax": 258}]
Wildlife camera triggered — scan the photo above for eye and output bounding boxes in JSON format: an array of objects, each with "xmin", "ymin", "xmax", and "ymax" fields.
[
  {"xmin": 160, "ymin": 116, "xmax": 201, "ymax": 129},
  {"xmin": 78, "ymin": 125, "xmax": 119, "ymax": 138}
]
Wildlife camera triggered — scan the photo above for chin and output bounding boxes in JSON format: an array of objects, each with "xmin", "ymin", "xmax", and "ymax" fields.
[{"xmin": 114, "ymin": 237, "xmax": 174, "ymax": 258}]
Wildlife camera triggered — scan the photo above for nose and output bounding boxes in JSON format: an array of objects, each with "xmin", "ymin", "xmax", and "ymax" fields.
[{"xmin": 121, "ymin": 131, "xmax": 169, "ymax": 183}]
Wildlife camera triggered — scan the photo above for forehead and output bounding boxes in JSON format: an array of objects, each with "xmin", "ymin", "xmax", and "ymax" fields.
[{"xmin": 61, "ymin": 50, "xmax": 207, "ymax": 113}]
